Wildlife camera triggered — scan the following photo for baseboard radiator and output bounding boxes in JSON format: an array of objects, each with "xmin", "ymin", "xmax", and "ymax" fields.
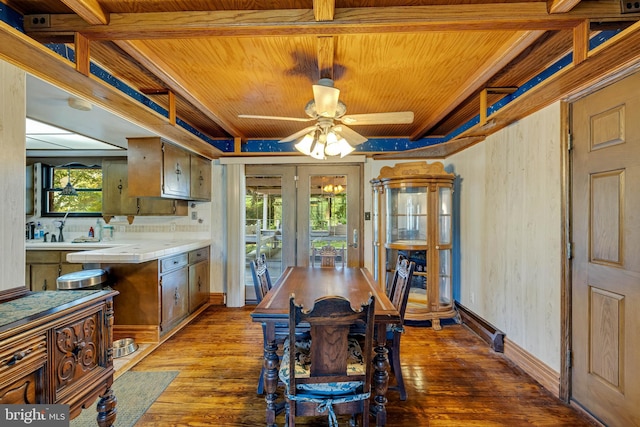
[{"xmin": 456, "ymin": 302, "xmax": 505, "ymax": 353}]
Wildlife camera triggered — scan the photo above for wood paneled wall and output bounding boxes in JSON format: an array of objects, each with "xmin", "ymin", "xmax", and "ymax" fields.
[
  {"xmin": 0, "ymin": 59, "xmax": 26, "ymax": 291},
  {"xmin": 448, "ymin": 102, "xmax": 563, "ymax": 373}
]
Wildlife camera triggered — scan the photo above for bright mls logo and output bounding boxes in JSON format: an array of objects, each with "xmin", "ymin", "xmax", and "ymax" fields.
[{"xmin": 1, "ymin": 405, "xmax": 69, "ymax": 427}]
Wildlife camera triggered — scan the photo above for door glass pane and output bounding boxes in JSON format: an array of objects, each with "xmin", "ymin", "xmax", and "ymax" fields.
[
  {"xmin": 245, "ymin": 175, "xmax": 283, "ymax": 294},
  {"xmin": 309, "ymin": 175, "xmax": 347, "ymax": 266}
]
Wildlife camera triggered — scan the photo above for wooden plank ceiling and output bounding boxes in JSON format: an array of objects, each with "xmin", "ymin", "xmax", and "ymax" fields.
[{"xmin": 6, "ymin": 0, "xmax": 640, "ymax": 157}]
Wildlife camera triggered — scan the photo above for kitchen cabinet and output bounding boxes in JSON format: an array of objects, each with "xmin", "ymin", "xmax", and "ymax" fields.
[
  {"xmin": 370, "ymin": 161, "xmax": 457, "ymax": 329},
  {"xmin": 26, "ymin": 250, "xmax": 84, "ymax": 291},
  {"xmin": 100, "ymin": 245, "xmax": 210, "ymax": 342},
  {"xmin": 102, "ymin": 159, "xmax": 187, "ymax": 224},
  {"xmin": 190, "ymin": 153, "xmax": 212, "ymax": 201},
  {"xmin": 159, "ymin": 253, "xmax": 189, "ymax": 332},
  {"xmin": 127, "ymin": 137, "xmax": 211, "ymax": 202},
  {"xmin": 0, "ymin": 289, "xmax": 118, "ymax": 425},
  {"xmin": 188, "ymin": 246, "xmax": 210, "ymax": 311}
]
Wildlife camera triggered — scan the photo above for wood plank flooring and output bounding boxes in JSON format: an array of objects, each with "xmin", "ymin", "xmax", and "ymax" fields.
[{"xmin": 129, "ymin": 305, "xmax": 596, "ymax": 426}]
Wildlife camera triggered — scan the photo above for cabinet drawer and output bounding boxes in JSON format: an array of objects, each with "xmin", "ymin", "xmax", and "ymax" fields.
[
  {"xmin": 26, "ymin": 250, "xmax": 60, "ymax": 263},
  {"xmin": 0, "ymin": 334, "xmax": 48, "ymax": 388},
  {"xmin": 161, "ymin": 253, "xmax": 188, "ymax": 273},
  {"xmin": 188, "ymin": 247, "xmax": 210, "ymax": 264}
]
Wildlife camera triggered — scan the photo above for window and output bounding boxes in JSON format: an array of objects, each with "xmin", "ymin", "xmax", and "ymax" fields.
[{"xmin": 42, "ymin": 164, "xmax": 102, "ymax": 216}]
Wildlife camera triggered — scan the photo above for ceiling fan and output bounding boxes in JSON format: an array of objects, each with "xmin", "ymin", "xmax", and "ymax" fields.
[{"xmin": 239, "ymin": 78, "xmax": 414, "ymax": 158}]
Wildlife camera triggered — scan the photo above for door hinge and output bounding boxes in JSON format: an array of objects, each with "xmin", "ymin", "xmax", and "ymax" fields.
[
  {"xmin": 566, "ymin": 349, "xmax": 572, "ymax": 368},
  {"xmin": 567, "ymin": 133, "xmax": 573, "ymax": 151},
  {"xmin": 567, "ymin": 242, "xmax": 573, "ymax": 260}
]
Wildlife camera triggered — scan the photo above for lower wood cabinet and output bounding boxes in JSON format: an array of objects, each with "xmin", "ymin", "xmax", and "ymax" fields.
[
  {"xmin": 159, "ymin": 253, "xmax": 189, "ymax": 332},
  {"xmin": 101, "ymin": 246, "xmax": 210, "ymax": 343},
  {"xmin": 188, "ymin": 247, "xmax": 210, "ymax": 312},
  {"xmin": 26, "ymin": 250, "xmax": 85, "ymax": 291},
  {"xmin": 0, "ymin": 289, "xmax": 118, "ymax": 426}
]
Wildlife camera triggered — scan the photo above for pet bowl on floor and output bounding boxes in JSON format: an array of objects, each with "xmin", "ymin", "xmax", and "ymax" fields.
[{"xmin": 113, "ymin": 338, "xmax": 138, "ymax": 358}]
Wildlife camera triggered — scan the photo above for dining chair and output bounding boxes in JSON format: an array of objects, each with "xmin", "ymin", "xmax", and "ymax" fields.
[
  {"xmin": 279, "ymin": 294, "xmax": 375, "ymax": 427},
  {"xmin": 251, "ymin": 253, "xmax": 272, "ymax": 303},
  {"xmin": 312, "ymin": 244, "xmax": 344, "ymax": 268},
  {"xmin": 386, "ymin": 255, "xmax": 416, "ymax": 401},
  {"xmin": 251, "ymin": 254, "xmax": 283, "ymax": 395}
]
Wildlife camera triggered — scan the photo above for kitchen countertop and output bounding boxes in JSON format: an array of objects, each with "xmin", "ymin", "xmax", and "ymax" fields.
[
  {"xmin": 27, "ymin": 240, "xmax": 211, "ymax": 264},
  {"xmin": 26, "ymin": 241, "xmax": 129, "ymax": 250}
]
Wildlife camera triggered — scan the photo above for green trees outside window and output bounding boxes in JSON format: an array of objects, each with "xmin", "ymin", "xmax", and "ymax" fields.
[{"xmin": 44, "ymin": 165, "xmax": 102, "ymax": 215}]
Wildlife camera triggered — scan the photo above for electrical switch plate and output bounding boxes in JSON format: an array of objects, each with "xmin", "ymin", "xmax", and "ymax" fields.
[{"xmin": 191, "ymin": 211, "xmax": 198, "ymax": 220}]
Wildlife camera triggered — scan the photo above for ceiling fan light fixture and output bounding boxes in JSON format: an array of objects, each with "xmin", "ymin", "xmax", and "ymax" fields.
[
  {"xmin": 312, "ymin": 83, "xmax": 340, "ymax": 118},
  {"xmin": 294, "ymin": 133, "xmax": 315, "ymax": 156},
  {"xmin": 309, "ymin": 140, "xmax": 326, "ymax": 160},
  {"xmin": 335, "ymin": 137, "xmax": 355, "ymax": 157}
]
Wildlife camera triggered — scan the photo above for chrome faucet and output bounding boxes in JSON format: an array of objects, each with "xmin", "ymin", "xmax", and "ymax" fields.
[{"xmin": 54, "ymin": 211, "xmax": 70, "ymax": 243}]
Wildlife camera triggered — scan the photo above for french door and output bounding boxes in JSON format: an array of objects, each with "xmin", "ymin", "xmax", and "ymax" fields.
[{"xmin": 245, "ymin": 164, "xmax": 363, "ymax": 299}]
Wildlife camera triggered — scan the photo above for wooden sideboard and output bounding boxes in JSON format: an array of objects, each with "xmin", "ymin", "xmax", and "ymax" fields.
[{"xmin": 0, "ymin": 288, "xmax": 118, "ymax": 426}]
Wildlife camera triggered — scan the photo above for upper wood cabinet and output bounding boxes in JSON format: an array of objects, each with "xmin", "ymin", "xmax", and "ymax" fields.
[
  {"xmin": 127, "ymin": 137, "xmax": 211, "ymax": 201},
  {"xmin": 190, "ymin": 154, "xmax": 212, "ymax": 201},
  {"xmin": 102, "ymin": 159, "xmax": 187, "ymax": 224}
]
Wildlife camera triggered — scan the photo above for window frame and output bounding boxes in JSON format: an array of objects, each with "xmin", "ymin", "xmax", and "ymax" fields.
[{"xmin": 41, "ymin": 163, "xmax": 103, "ymax": 218}]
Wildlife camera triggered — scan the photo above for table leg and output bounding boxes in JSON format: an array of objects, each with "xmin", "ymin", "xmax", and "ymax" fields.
[
  {"xmin": 96, "ymin": 387, "xmax": 117, "ymax": 427},
  {"xmin": 371, "ymin": 323, "xmax": 389, "ymax": 426},
  {"xmin": 263, "ymin": 322, "xmax": 279, "ymax": 427}
]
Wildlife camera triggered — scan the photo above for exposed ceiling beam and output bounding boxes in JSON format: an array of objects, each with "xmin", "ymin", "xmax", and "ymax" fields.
[
  {"xmin": 457, "ymin": 21, "xmax": 640, "ymax": 140},
  {"xmin": 110, "ymin": 40, "xmax": 243, "ymax": 138},
  {"xmin": 316, "ymin": 36, "xmax": 334, "ymax": 80},
  {"xmin": 547, "ymin": 0, "xmax": 583, "ymax": 14},
  {"xmin": 0, "ymin": 22, "xmax": 222, "ymax": 158},
  {"xmin": 24, "ymin": 3, "xmax": 634, "ymax": 41},
  {"xmin": 313, "ymin": 0, "xmax": 335, "ymax": 22},
  {"xmin": 59, "ymin": 0, "xmax": 109, "ymax": 25},
  {"xmin": 411, "ymin": 30, "xmax": 545, "ymax": 140}
]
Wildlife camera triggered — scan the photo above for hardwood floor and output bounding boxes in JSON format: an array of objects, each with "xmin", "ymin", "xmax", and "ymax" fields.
[{"xmin": 130, "ymin": 305, "xmax": 596, "ymax": 426}]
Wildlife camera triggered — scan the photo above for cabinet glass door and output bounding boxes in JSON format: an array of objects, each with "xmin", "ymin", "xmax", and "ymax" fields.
[{"xmin": 386, "ymin": 187, "xmax": 428, "ymax": 244}]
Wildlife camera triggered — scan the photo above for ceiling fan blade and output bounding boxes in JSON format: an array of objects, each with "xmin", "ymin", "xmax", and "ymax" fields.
[
  {"xmin": 333, "ymin": 125, "xmax": 368, "ymax": 146},
  {"xmin": 238, "ymin": 114, "xmax": 312, "ymax": 123},
  {"xmin": 279, "ymin": 125, "xmax": 318, "ymax": 143},
  {"xmin": 313, "ymin": 80, "xmax": 340, "ymax": 118},
  {"xmin": 340, "ymin": 111, "xmax": 414, "ymax": 125}
]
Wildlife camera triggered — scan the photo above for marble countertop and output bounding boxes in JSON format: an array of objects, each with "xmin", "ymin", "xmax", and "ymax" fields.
[{"xmin": 27, "ymin": 240, "xmax": 211, "ymax": 264}]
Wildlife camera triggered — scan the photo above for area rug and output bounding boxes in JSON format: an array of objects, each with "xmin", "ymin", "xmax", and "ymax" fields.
[{"xmin": 71, "ymin": 370, "xmax": 179, "ymax": 427}]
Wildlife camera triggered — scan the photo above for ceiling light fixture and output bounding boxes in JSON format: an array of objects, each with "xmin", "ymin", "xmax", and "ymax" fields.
[{"xmin": 294, "ymin": 119, "xmax": 355, "ymax": 159}]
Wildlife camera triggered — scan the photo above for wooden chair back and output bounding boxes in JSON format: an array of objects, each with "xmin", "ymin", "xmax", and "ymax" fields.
[
  {"xmin": 286, "ymin": 294, "xmax": 375, "ymax": 425},
  {"xmin": 312, "ymin": 244, "xmax": 345, "ymax": 268},
  {"xmin": 250, "ymin": 253, "xmax": 272, "ymax": 303},
  {"xmin": 388, "ymin": 256, "xmax": 416, "ymax": 318}
]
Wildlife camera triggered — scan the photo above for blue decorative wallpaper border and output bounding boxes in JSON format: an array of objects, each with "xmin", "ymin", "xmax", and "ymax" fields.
[{"xmin": 0, "ymin": 4, "xmax": 621, "ymax": 154}]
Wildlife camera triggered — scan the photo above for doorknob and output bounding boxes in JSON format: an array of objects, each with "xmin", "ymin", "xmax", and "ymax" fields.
[{"xmin": 349, "ymin": 228, "xmax": 358, "ymax": 248}]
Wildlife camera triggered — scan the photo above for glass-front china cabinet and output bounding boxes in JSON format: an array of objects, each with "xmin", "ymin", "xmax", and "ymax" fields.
[{"xmin": 370, "ymin": 161, "xmax": 456, "ymax": 329}]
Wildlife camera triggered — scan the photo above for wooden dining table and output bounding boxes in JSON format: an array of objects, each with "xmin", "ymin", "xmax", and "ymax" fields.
[{"xmin": 251, "ymin": 266, "xmax": 401, "ymax": 427}]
